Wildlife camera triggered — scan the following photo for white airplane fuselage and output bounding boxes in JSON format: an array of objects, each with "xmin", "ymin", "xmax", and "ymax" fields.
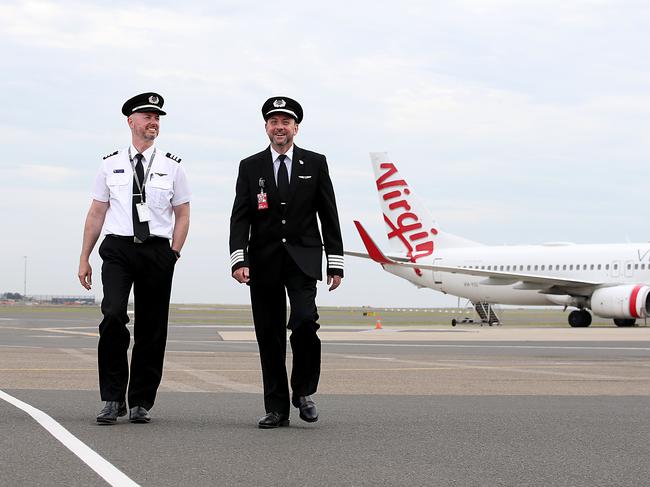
[{"xmin": 385, "ymin": 243, "xmax": 650, "ymax": 305}]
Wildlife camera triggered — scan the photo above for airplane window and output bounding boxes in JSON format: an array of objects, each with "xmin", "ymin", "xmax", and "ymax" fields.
[
  {"xmin": 556, "ymin": 265, "xmax": 560, "ymax": 270},
  {"xmin": 563, "ymin": 265, "xmax": 567, "ymax": 270},
  {"xmin": 590, "ymin": 264, "xmax": 594, "ymax": 270},
  {"xmin": 487, "ymin": 266, "xmax": 491, "ymax": 270},
  {"xmin": 643, "ymin": 264, "xmax": 646, "ymax": 270},
  {"xmin": 541, "ymin": 265, "xmax": 545, "ymax": 271},
  {"xmin": 506, "ymin": 266, "xmax": 510, "ymax": 271},
  {"xmin": 481, "ymin": 266, "xmax": 485, "ymax": 269},
  {"xmin": 635, "ymin": 264, "xmax": 639, "ymax": 270},
  {"xmin": 583, "ymin": 264, "xmax": 587, "ymax": 270},
  {"xmin": 569, "ymin": 265, "xmax": 573, "ymax": 270},
  {"xmin": 533, "ymin": 265, "xmax": 537, "ymax": 271},
  {"xmin": 614, "ymin": 264, "xmax": 618, "ymax": 270},
  {"xmin": 520, "ymin": 265, "xmax": 523, "ymax": 271},
  {"xmin": 627, "ymin": 264, "xmax": 632, "ymax": 270},
  {"xmin": 500, "ymin": 265, "xmax": 504, "ymax": 271},
  {"xmin": 527, "ymin": 265, "xmax": 531, "ymax": 271},
  {"xmin": 606, "ymin": 264, "xmax": 610, "ymax": 270},
  {"xmin": 597, "ymin": 264, "xmax": 601, "ymax": 270}
]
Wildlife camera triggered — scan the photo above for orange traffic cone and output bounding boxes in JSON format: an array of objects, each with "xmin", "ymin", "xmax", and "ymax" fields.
[{"xmin": 375, "ymin": 317, "xmax": 382, "ymax": 329}]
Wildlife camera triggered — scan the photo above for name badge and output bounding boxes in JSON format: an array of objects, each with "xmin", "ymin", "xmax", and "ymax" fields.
[
  {"xmin": 136, "ymin": 202, "xmax": 151, "ymax": 222},
  {"xmin": 257, "ymin": 192, "xmax": 268, "ymax": 210}
]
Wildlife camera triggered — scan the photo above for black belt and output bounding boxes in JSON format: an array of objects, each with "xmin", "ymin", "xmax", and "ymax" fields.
[{"xmin": 106, "ymin": 234, "xmax": 168, "ymax": 244}]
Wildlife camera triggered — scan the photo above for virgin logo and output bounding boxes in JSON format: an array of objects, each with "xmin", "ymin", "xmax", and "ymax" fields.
[{"xmin": 376, "ymin": 163, "xmax": 438, "ymax": 273}]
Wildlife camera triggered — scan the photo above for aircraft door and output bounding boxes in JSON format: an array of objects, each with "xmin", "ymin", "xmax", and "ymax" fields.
[{"xmin": 433, "ymin": 258, "xmax": 444, "ymax": 291}]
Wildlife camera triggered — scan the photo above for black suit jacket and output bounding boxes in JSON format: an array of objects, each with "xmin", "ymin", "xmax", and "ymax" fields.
[{"xmin": 229, "ymin": 145, "xmax": 344, "ymax": 285}]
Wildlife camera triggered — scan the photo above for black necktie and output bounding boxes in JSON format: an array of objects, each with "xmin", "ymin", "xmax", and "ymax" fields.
[
  {"xmin": 277, "ymin": 154, "xmax": 289, "ymax": 202},
  {"xmin": 132, "ymin": 153, "xmax": 150, "ymax": 242}
]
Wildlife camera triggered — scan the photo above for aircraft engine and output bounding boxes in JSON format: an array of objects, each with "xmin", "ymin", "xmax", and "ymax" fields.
[{"xmin": 589, "ymin": 284, "xmax": 650, "ymax": 319}]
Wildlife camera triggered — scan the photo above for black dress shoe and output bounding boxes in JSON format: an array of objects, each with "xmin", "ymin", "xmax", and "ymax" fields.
[
  {"xmin": 292, "ymin": 395, "xmax": 318, "ymax": 423},
  {"xmin": 258, "ymin": 412, "xmax": 290, "ymax": 429},
  {"xmin": 129, "ymin": 406, "xmax": 151, "ymax": 423},
  {"xmin": 96, "ymin": 401, "xmax": 126, "ymax": 424}
]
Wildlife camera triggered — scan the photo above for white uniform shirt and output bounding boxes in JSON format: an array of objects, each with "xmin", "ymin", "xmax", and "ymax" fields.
[
  {"xmin": 271, "ymin": 145, "xmax": 294, "ymax": 184},
  {"xmin": 92, "ymin": 144, "xmax": 191, "ymax": 239}
]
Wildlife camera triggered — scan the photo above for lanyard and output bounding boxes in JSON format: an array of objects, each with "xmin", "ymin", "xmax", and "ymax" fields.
[{"xmin": 128, "ymin": 147, "xmax": 156, "ymax": 197}]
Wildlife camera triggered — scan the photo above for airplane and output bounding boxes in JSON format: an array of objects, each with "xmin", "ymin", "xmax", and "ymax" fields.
[{"xmin": 345, "ymin": 153, "xmax": 650, "ymax": 327}]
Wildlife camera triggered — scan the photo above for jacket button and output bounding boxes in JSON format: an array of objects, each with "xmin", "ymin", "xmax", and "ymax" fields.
[{"xmin": 282, "ymin": 238, "xmax": 286, "ymax": 243}]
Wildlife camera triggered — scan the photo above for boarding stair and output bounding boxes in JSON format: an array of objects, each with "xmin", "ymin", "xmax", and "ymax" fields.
[{"xmin": 473, "ymin": 301, "xmax": 500, "ymax": 326}]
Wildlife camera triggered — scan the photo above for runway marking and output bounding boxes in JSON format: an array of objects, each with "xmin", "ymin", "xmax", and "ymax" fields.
[
  {"xmin": 41, "ymin": 328, "xmax": 98, "ymax": 338},
  {"xmin": 0, "ymin": 326, "xmax": 98, "ymax": 337},
  {"xmin": 0, "ymin": 368, "xmax": 96, "ymax": 371},
  {"xmin": 324, "ymin": 342, "xmax": 650, "ymax": 351},
  {"xmin": 342, "ymin": 355, "xmax": 396, "ymax": 361},
  {"xmin": 0, "ymin": 389, "xmax": 139, "ymax": 487},
  {"xmin": 29, "ymin": 336, "xmax": 76, "ymax": 339}
]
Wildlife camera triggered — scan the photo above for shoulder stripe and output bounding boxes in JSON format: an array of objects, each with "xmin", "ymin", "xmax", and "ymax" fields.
[
  {"xmin": 102, "ymin": 150, "xmax": 118, "ymax": 160},
  {"xmin": 166, "ymin": 152, "xmax": 182, "ymax": 163}
]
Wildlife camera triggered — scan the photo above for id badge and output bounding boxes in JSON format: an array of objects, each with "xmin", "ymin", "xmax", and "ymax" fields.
[
  {"xmin": 136, "ymin": 202, "xmax": 151, "ymax": 222},
  {"xmin": 257, "ymin": 192, "xmax": 268, "ymax": 210}
]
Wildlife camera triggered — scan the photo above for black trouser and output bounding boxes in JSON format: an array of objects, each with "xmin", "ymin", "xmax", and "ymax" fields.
[
  {"xmin": 249, "ymin": 251, "xmax": 321, "ymax": 415},
  {"xmin": 97, "ymin": 235, "xmax": 176, "ymax": 410}
]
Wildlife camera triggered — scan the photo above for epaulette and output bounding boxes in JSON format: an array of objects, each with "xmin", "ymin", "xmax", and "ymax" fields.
[
  {"xmin": 166, "ymin": 152, "xmax": 182, "ymax": 163},
  {"xmin": 103, "ymin": 150, "xmax": 118, "ymax": 160}
]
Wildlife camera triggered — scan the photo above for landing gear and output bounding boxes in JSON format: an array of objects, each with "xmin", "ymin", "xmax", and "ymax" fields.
[
  {"xmin": 568, "ymin": 309, "xmax": 592, "ymax": 327},
  {"xmin": 613, "ymin": 318, "xmax": 636, "ymax": 327}
]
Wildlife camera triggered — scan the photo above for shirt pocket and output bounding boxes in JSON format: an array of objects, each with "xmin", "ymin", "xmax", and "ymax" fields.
[
  {"xmin": 147, "ymin": 178, "xmax": 173, "ymax": 209},
  {"xmin": 106, "ymin": 174, "xmax": 131, "ymax": 200}
]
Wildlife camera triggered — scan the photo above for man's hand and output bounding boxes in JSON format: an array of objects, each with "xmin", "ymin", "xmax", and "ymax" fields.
[
  {"xmin": 327, "ymin": 275, "xmax": 342, "ymax": 291},
  {"xmin": 232, "ymin": 267, "xmax": 250, "ymax": 284},
  {"xmin": 78, "ymin": 260, "xmax": 93, "ymax": 290}
]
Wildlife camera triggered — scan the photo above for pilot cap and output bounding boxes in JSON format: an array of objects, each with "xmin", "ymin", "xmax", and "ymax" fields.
[
  {"xmin": 122, "ymin": 92, "xmax": 166, "ymax": 116},
  {"xmin": 262, "ymin": 96, "xmax": 303, "ymax": 124}
]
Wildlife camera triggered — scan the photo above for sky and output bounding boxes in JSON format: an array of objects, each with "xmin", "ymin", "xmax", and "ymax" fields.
[{"xmin": 1, "ymin": 0, "xmax": 649, "ymax": 307}]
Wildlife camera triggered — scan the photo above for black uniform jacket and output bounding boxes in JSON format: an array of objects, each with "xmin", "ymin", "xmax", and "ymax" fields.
[{"xmin": 229, "ymin": 145, "xmax": 344, "ymax": 285}]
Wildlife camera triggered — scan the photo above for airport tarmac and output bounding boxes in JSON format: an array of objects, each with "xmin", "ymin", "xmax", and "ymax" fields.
[{"xmin": 1, "ymin": 304, "xmax": 649, "ymax": 486}]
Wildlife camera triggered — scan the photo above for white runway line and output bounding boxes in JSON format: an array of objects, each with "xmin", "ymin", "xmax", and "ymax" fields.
[
  {"xmin": 328, "ymin": 342, "xmax": 650, "ymax": 351},
  {"xmin": 224, "ymin": 340, "xmax": 650, "ymax": 351},
  {"xmin": 0, "ymin": 389, "xmax": 139, "ymax": 487}
]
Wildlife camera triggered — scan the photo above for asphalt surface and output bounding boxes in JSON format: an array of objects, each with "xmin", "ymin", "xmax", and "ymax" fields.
[{"xmin": 1, "ymin": 305, "xmax": 649, "ymax": 486}]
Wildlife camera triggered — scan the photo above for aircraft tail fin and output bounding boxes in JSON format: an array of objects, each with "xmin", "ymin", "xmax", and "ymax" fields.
[{"xmin": 370, "ymin": 152, "xmax": 481, "ymax": 260}]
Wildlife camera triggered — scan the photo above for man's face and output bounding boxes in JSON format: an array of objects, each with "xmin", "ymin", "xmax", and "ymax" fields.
[
  {"xmin": 265, "ymin": 114, "xmax": 298, "ymax": 149},
  {"xmin": 128, "ymin": 112, "xmax": 160, "ymax": 141}
]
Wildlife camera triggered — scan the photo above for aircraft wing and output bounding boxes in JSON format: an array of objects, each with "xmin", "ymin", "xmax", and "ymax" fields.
[{"xmin": 346, "ymin": 220, "xmax": 603, "ymax": 291}]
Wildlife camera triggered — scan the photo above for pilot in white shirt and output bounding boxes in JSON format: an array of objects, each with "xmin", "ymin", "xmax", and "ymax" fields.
[{"xmin": 78, "ymin": 92, "xmax": 190, "ymax": 425}]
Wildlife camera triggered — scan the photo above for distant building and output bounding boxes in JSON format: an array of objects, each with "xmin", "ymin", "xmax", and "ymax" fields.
[{"xmin": 19, "ymin": 295, "xmax": 96, "ymax": 305}]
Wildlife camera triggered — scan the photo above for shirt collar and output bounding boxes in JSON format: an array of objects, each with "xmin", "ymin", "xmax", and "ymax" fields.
[
  {"xmin": 130, "ymin": 144, "xmax": 156, "ymax": 162},
  {"xmin": 270, "ymin": 145, "xmax": 294, "ymax": 163}
]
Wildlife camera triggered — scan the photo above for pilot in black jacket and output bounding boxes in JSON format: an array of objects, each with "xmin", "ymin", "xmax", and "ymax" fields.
[{"xmin": 229, "ymin": 96, "xmax": 344, "ymax": 428}]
